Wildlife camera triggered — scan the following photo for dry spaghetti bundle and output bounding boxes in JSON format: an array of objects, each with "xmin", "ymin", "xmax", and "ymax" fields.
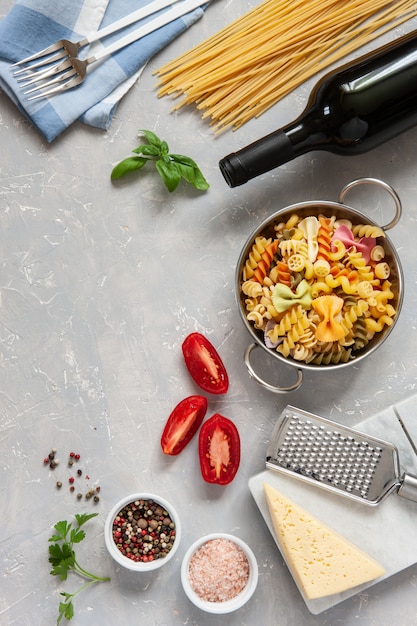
[{"xmin": 155, "ymin": 0, "xmax": 417, "ymax": 132}]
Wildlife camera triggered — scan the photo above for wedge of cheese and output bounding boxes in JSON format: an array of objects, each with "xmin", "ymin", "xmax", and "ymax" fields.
[{"xmin": 264, "ymin": 482, "xmax": 385, "ymax": 600}]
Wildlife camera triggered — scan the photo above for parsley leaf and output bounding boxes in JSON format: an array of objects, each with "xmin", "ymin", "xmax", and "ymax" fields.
[
  {"xmin": 111, "ymin": 129, "xmax": 209, "ymax": 192},
  {"xmin": 48, "ymin": 513, "xmax": 110, "ymax": 624}
]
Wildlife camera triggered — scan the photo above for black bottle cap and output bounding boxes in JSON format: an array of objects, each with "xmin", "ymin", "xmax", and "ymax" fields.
[
  {"xmin": 219, "ymin": 153, "xmax": 248, "ymax": 187},
  {"xmin": 219, "ymin": 130, "xmax": 295, "ymax": 187}
]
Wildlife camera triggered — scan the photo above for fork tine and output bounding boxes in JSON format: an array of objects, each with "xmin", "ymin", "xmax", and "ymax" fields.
[
  {"xmin": 24, "ymin": 66, "xmax": 77, "ymax": 95},
  {"xmin": 27, "ymin": 73, "xmax": 84, "ymax": 101},
  {"xmin": 19, "ymin": 58, "xmax": 74, "ymax": 87},
  {"xmin": 11, "ymin": 41, "xmax": 66, "ymax": 67},
  {"xmin": 13, "ymin": 40, "xmax": 81, "ymax": 75},
  {"xmin": 13, "ymin": 49, "xmax": 69, "ymax": 76}
]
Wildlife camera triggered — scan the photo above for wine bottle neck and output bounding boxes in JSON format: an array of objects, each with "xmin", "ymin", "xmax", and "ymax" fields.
[
  {"xmin": 219, "ymin": 109, "xmax": 321, "ymax": 187},
  {"xmin": 283, "ymin": 109, "xmax": 327, "ymax": 154}
]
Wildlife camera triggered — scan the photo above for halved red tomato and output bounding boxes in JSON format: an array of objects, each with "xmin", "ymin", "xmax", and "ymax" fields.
[
  {"xmin": 182, "ymin": 332, "xmax": 229, "ymax": 395},
  {"xmin": 198, "ymin": 413, "xmax": 240, "ymax": 485},
  {"xmin": 161, "ymin": 395, "xmax": 208, "ymax": 456}
]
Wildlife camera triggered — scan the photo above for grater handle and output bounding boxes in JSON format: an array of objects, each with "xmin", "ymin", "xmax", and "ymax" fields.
[{"xmin": 397, "ymin": 473, "xmax": 417, "ymax": 503}]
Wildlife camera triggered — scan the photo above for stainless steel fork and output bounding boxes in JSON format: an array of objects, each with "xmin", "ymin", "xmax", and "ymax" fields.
[
  {"xmin": 19, "ymin": 0, "xmax": 208, "ymax": 100},
  {"xmin": 12, "ymin": 0, "xmax": 181, "ymax": 74}
]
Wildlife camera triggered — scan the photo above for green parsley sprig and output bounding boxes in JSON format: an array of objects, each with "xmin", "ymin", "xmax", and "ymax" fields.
[
  {"xmin": 48, "ymin": 512, "xmax": 110, "ymax": 624},
  {"xmin": 111, "ymin": 129, "xmax": 209, "ymax": 192}
]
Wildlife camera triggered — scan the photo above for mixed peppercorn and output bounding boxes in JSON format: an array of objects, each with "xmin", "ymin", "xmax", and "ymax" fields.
[
  {"xmin": 112, "ymin": 499, "xmax": 177, "ymax": 563},
  {"xmin": 43, "ymin": 448, "xmax": 101, "ymax": 503}
]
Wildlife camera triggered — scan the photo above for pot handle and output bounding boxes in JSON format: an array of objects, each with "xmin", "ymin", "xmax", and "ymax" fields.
[
  {"xmin": 244, "ymin": 343, "xmax": 303, "ymax": 393},
  {"xmin": 338, "ymin": 177, "xmax": 402, "ymax": 231}
]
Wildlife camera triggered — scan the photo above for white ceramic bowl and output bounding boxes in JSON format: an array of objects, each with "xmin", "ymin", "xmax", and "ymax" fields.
[
  {"xmin": 104, "ymin": 492, "xmax": 181, "ymax": 572},
  {"xmin": 181, "ymin": 533, "xmax": 258, "ymax": 613}
]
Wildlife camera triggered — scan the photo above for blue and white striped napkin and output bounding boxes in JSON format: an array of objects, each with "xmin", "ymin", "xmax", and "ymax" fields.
[{"xmin": 0, "ymin": 0, "xmax": 207, "ymax": 142}]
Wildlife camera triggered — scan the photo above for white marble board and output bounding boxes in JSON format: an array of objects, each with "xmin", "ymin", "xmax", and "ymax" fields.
[{"xmin": 249, "ymin": 395, "xmax": 417, "ymax": 614}]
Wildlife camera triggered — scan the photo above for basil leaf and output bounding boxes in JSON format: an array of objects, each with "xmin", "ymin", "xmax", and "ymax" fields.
[
  {"xmin": 191, "ymin": 168, "xmax": 210, "ymax": 190},
  {"xmin": 173, "ymin": 161, "xmax": 197, "ymax": 183},
  {"xmin": 169, "ymin": 154, "xmax": 209, "ymax": 189},
  {"xmin": 160, "ymin": 140, "xmax": 169, "ymax": 156},
  {"xmin": 156, "ymin": 159, "xmax": 181, "ymax": 192},
  {"xmin": 111, "ymin": 156, "xmax": 147, "ymax": 180},
  {"xmin": 134, "ymin": 145, "xmax": 160, "ymax": 157},
  {"xmin": 139, "ymin": 129, "xmax": 162, "ymax": 148},
  {"xmin": 170, "ymin": 154, "xmax": 199, "ymax": 168}
]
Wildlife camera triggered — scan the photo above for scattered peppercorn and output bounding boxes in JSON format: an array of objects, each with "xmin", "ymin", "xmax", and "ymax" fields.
[
  {"xmin": 44, "ymin": 448, "xmax": 59, "ymax": 468},
  {"xmin": 43, "ymin": 447, "xmax": 101, "ymax": 505},
  {"xmin": 111, "ymin": 499, "xmax": 176, "ymax": 563}
]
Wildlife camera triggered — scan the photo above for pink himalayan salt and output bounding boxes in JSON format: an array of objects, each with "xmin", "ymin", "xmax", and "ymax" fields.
[{"xmin": 188, "ymin": 538, "xmax": 250, "ymax": 602}]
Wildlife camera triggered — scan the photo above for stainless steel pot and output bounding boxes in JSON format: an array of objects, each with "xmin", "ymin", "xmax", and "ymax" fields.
[{"xmin": 236, "ymin": 178, "xmax": 404, "ymax": 393}]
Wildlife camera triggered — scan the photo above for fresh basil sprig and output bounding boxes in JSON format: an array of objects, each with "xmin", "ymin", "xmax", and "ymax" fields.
[{"xmin": 111, "ymin": 130, "xmax": 209, "ymax": 192}]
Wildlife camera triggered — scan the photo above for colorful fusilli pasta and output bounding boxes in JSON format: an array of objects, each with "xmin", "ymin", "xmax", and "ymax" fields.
[{"xmin": 240, "ymin": 211, "xmax": 399, "ymax": 365}]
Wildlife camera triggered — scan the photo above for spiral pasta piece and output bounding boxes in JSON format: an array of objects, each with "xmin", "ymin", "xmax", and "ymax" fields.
[
  {"xmin": 243, "ymin": 236, "xmax": 272, "ymax": 280},
  {"xmin": 308, "ymin": 347, "xmax": 353, "ymax": 365},
  {"xmin": 267, "ymin": 305, "xmax": 310, "ymax": 345},
  {"xmin": 279, "ymin": 239, "xmax": 308, "ymax": 258},
  {"xmin": 242, "ymin": 280, "xmax": 263, "ymax": 298},
  {"xmin": 274, "ymin": 260, "xmax": 292, "ymax": 287},
  {"xmin": 317, "ymin": 215, "xmax": 332, "ymax": 261},
  {"xmin": 253, "ymin": 240, "xmax": 279, "ymax": 283},
  {"xmin": 291, "ymin": 344, "xmax": 315, "ymax": 362},
  {"xmin": 298, "ymin": 325, "xmax": 318, "ymax": 349},
  {"xmin": 352, "ymin": 224, "xmax": 385, "ymax": 238},
  {"xmin": 350, "ymin": 317, "xmax": 372, "ymax": 351},
  {"xmin": 346, "ymin": 250, "xmax": 375, "ymax": 282},
  {"xmin": 340, "ymin": 299, "xmax": 369, "ymax": 335}
]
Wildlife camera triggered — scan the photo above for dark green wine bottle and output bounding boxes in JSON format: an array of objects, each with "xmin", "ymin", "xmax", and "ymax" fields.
[{"xmin": 219, "ymin": 30, "xmax": 417, "ymax": 187}]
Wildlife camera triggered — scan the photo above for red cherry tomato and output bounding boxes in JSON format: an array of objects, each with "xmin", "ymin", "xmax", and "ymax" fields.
[
  {"xmin": 161, "ymin": 395, "xmax": 208, "ymax": 456},
  {"xmin": 182, "ymin": 332, "xmax": 229, "ymax": 395},
  {"xmin": 198, "ymin": 413, "xmax": 240, "ymax": 485}
]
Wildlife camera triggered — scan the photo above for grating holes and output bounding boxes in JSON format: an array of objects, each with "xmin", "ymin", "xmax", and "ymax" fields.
[{"xmin": 274, "ymin": 414, "xmax": 384, "ymax": 499}]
